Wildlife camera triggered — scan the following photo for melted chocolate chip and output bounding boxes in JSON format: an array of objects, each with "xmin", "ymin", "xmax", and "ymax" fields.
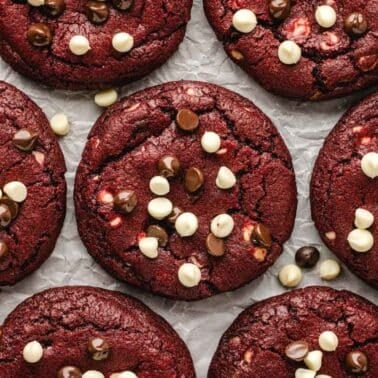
[
  {"xmin": 85, "ymin": 1, "xmax": 110, "ymax": 24},
  {"xmin": 158, "ymin": 156, "xmax": 180, "ymax": 178},
  {"xmin": 112, "ymin": 0, "xmax": 133, "ymax": 11},
  {"xmin": 0, "ymin": 197, "xmax": 19, "ymax": 220},
  {"xmin": 345, "ymin": 350, "xmax": 368, "ymax": 373},
  {"xmin": 0, "ymin": 241, "xmax": 8, "ymax": 261},
  {"xmin": 114, "ymin": 190, "xmax": 137, "ymax": 214},
  {"xmin": 27, "ymin": 23, "xmax": 53, "ymax": 47},
  {"xmin": 285, "ymin": 340, "xmax": 309, "ymax": 361},
  {"xmin": 344, "ymin": 13, "xmax": 368, "ymax": 36},
  {"xmin": 42, "ymin": 0, "xmax": 66, "ymax": 18},
  {"xmin": 147, "ymin": 225, "xmax": 168, "ymax": 246},
  {"xmin": 295, "ymin": 246, "xmax": 320, "ymax": 268},
  {"xmin": 167, "ymin": 206, "xmax": 183, "ymax": 224},
  {"xmin": 184, "ymin": 167, "xmax": 204, "ymax": 193},
  {"xmin": 13, "ymin": 129, "xmax": 39, "ymax": 152},
  {"xmin": 176, "ymin": 109, "xmax": 199, "ymax": 131},
  {"xmin": 206, "ymin": 233, "xmax": 225, "ymax": 257},
  {"xmin": 252, "ymin": 223, "xmax": 272, "ymax": 248},
  {"xmin": 87, "ymin": 337, "xmax": 110, "ymax": 361},
  {"xmin": 269, "ymin": 0, "xmax": 291, "ymax": 20},
  {"xmin": 0, "ymin": 204, "xmax": 12, "ymax": 228},
  {"xmin": 57, "ymin": 366, "xmax": 82, "ymax": 378}
]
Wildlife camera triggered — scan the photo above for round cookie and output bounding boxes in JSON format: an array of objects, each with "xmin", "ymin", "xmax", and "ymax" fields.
[
  {"xmin": 0, "ymin": 0, "xmax": 192, "ymax": 90},
  {"xmin": 0, "ymin": 81, "xmax": 66, "ymax": 285},
  {"xmin": 0, "ymin": 286, "xmax": 195, "ymax": 377},
  {"xmin": 311, "ymin": 92, "xmax": 377, "ymax": 288},
  {"xmin": 203, "ymin": 0, "xmax": 378, "ymax": 100},
  {"xmin": 74, "ymin": 80, "xmax": 297, "ymax": 300},
  {"xmin": 208, "ymin": 286, "xmax": 378, "ymax": 377}
]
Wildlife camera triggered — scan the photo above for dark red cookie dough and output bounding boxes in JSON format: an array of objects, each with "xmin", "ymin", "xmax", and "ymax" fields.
[
  {"xmin": 311, "ymin": 92, "xmax": 377, "ymax": 288},
  {"xmin": 0, "ymin": 0, "xmax": 192, "ymax": 90},
  {"xmin": 203, "ymin": 0, "xmax": 378, "ymax": 100},
  {"xmin": 0, "ymin": 81, "xmax": 66, "ymax": 285},
  {"xmin": 74, "ymin": 80, "xmax": 297, "ymax": 300},
  {"xmin": 0, "ymin": 286, "xmax": 195, "ymax": 377},
  {"xmin": 208, "ymin": 286, "xmax": 378, "ymax": 377}
]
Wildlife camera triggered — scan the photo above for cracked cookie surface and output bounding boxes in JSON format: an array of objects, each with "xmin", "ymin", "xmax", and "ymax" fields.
[
  {"xmin": 0, "ymin": 0, "xmax": 192, "ymax": 90},
  {"xmin": 74, "ymin": 81, "xmax": 297, "ymax": 300},
  {"xmin": 311, "ymin": 92, "xmax": 378, "ymax": 288},
  {"xmin": 0, "ymin": 81, "xmax": 66, "ymax": 285},
  {"xmin": 0, "ymin": 286, "xmax": 195, "ymax": 377},
  {"xmin": 208, "ymin": 286, "xmax": 378, "ymax": 377},
  {"xmin": 203, "ymin": 0, "xmax": 378, "ymax": 100}
]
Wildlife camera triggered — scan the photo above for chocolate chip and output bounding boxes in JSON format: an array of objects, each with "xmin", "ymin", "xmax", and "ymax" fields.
[
  {"xmin": 345, "ymin": 350, "xmax": 368, "ymax": 373},
  {"xmin": 57, "ymin": 366, "xmax": 82, "ymax": 378},
  {"xmin": 42, "ymin": 0, "xmax": 66, "ymax": 18},
  {"xmin": 206, "ymin": 233, "xmax": 225, "ymax": 257},
  {"xmin": 85, "ymin": 1, "xmax": 109, "ymax": 24},
  {"xmin": 112, "ymin": 0, "xmax": 133, "ymax": 11},
  {"xmin": 0, "ymin": 197, "xmax": 19, "ymax": 220},
  {"xmin": 0, "ymin": 241, "xmax": 8, "ymax": 261},
  {"xmin": 158, "ymin": 156, "xmax": 180, "ymax": 178},
  {"xmin": 252, "ymin": 223, "xmax": 272, "ymax": 248},
  {"xmin": 147, "ymin": 225, "xmax": 168, "ymax": 247},
  {"xmin": 285, "ymin": 340, "xmax": 309, "ymax": 361},
  {"xmin": 13, "ymin": 129, "xmax": 39, "ymax": 152},
  {"xmin": 295, "ymin": 246, "xmax": 320, "ymax": 268},
  {"xmin": 176, "ymin": 109, "xmax": 199, "ymax": 131},
  {"xmin": 27, "ymin": 23, "xmax": 53, "ymax": 47},
  {"xmin": 344, "ymin": 13, "xmax": 368, "ymax": 36},
  {"xmin": 167, "ymin": 206, "xmax": 183, "ymax": 224},
  {"xmin": 114, "ymin": 190, "xmax": 137, "ymax": 214},
  {"xmin": 269, "ymin": 0, "xmax": 291, "ymax": 20},
  {"xmin": 87, "ymin": 337, "xmax": 110, "ymax": 361},
  {"xmin": 184, "ymin": 167, "xmax": 204, "ymax": 193},
  {"xmin": 0, "ymin": 204, "xmax": 12, "ymax": 228}
]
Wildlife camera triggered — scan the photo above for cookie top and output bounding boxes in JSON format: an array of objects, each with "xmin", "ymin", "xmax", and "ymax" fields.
[
  {"xmin": 0, "ymin": 0, "xmax": 192, "ymax": 90},
  {"xmin": 0, "ymin": 286, "xmax": 195, "ymax": 377},
  {"xmin": 0, "ymin": 81, "xmax": 66, "ymax": 285},
  {"xmin": 204, "ymin": 0, "xmax": 378, "ymax": 100},
  {"xmin": 74, "ymin": 80, "xmax": 297, "ymax": 300},
  {"xmin": 208, "ymin": 286, "xmax": 378, "ymax": 377},
  {"xmin": 311, "ymin": 92, "xmax": 377, "ymax": 288}
]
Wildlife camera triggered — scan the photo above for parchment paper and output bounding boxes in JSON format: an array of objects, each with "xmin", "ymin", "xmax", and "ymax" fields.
[{"xmin": 0, "ymin": 1, "xmax": 376, "ymax": 376}]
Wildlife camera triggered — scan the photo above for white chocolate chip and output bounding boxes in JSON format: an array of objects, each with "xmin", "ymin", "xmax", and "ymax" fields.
[
  {"xmin": 347, "ymin": 229, "xmax": 374, "ymax": 252},
  {"xmin": 23, "ymin": 341, "xmax": 43, "ymax": 363},
  {"xmin": 232, "ymin": 9, "xmax": 257, "ymax": 33},
  {"xmin": 112, "ymin": 32, "xmax": 134, "ymax": 53},
  {"xmin": 50, "ymin": 113, "xmax": 70, "ymax": 136},
  {"xmin": 361, "ymin": 152, "xmax": 378, "ymax": 179},
  {"xmin": 278, "ymin": 40, "xmax": 302, "ymax": 65},
  {"xmin": 111, "ymin": 372, "xmax": 138, "ymax": 378},
  {"xmin": 27, "ymin": 0, "xmax": 45, "ymax": 6},
  {"xmin": 315, "ymin": 5, "xmax": 337, "ymax": 28},
  {"xmin": 278, "ymin": 264, "xmax": 302, "ymax": 288},
  {"xmin": 178, "ymin": 263, "xmax": 201, "ymax": 287},
  {"xmin": 201, "ymin": 131, "xmax": 221, "ymax": 153},
  {"xmin": 304, "ymin": 350, "xmax": 323, "ymax": 371},
  {"xmin": 94, "ymin": 89, "xmax": 118, "ymax": 107},
  {"xmin": 82, "ymin": 371, "xmax": 105, "ymax": 378},
  {"xmin": 354, "ymin": 208, "xmax": 374, "ymax": 229},
  {"xmin": 295, "ymin": 369, "xmax": 316, "ymax": 378},
  {"xmin": 325, "ymin": 231, "xmax": 336, "ymax": 240},
  {"xmin": 147, "ymin": 197, "xmax": 173, "ymax": 220},
  {"xmin": 319, "ymin": 331, "xmax": 338, "ymax": 352},
  {"xmin": 97, "ymin": 190, "xmax": 114, "ymax": 204},
  {"xmin": 69, "ymin": 35, "xmax": 91, "ymax": 56},
  {"xmin": 216, "ymin": 166, "xmax": 236, "ymax": 190},
  {"xmin": 316, "ymin": 375, "xmax": 332, "ymax": 378},
  {"xmin": 319, "ymin": 259, "xmax": 341, "ymax": 280},
  {"xmin": 175, "ymin": 212, "xmax": 198, "ymax": 237},
  {"xmin": 210, "ymin": 214, "xmax": 234, "ymax": 238},
  {"xmin": 138, "ymin": 237, "xmax": 158, "ymax": 259},
  {"xmin": 149, "ymin": 176, "xmax": 170, "ymax": 196},
  {"xmin": 3, "ymin": 181, "xmax": 27, "ymax": 203}
]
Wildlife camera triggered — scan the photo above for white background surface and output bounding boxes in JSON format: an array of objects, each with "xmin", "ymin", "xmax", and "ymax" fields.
[{"xmin": 0, "ymin": 1, "xmax": 376, "ymax": 376}]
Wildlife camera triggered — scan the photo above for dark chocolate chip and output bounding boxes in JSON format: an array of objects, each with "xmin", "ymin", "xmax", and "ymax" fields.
[
  {"xmin": 0, "ymin": 197, "xmax": 19, "ymax": 220},
  {"xmin": 112, "ymin": 0, "xmax": 133, "ymax": 11},
  {"xmin": 0, "ymin": 241, "xmax": 8, "ymax": 261},
  {"xmin": 285, "ymin": 340, "xmax": 309, "ymax": 361},
  {"xmin": 345, "ymin": 350, "xmax": 368, "ymax": 373},
  {"xmin": 206, "ymin": 233, "xmax": 225, "ymax": 257},
  {"xmin": 167, "ymin": 206, "xmax": 183, "ymax": 225},
  {"xmin": 87, "ymin": 337, "xmax": 110, "ymax": 361},
  {"xmin": 269, "ymin": 0, "xmax": 291, "ymax": 20},
  {"xmin": 27, "ymin": 23, "xmax": 53, "ymax": 47},
  {"xmin": 344, "ymin": 13, "xmax": 368, "ymax": 36},
  {"xmin": 157, "ymin": 156, "xmax": 180, "ymax": 178},
  {"xmin": 295, "ymin": 246, "xmax": 320, "ymax": 268},
  {"xmin": 147, "ymin": 225, "xmax": 168, "ymax": 247},
  {"xmin": 42, "ymin": 0, "xmax": 66, "ymax": 18},
  {"xmin": 85, "ymin": 1, "xmax": 109, "ymax": 24},
  {"xmin": 184, "ymin": 167, "xmax": 204, "ymax": 193},
  {"xmin": 57, "ymin": 366, "xmax": 82, "ymax": 378},
  {"xmin": 252, "ymin": 223, "xmax": 272, "ymax": 248},
  {"xmin": 114, "ymin": 190, "xmax": 137, "ymax": 214},
  {"xmin": 176, "ymin": 109, "xmax": 199, "ymax": 131},
  {"xmin": 13, "ymin": 129, "xmax": 39, "ymax": 152},
  {"xmin": 0, "ymin": 204, "xmax": 12, "ymax": 228}
]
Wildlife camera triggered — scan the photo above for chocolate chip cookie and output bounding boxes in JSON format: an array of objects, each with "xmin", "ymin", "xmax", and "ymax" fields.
[{"xmin": 74, "ymin": 81, "xmax": 297, "ymax": 300}]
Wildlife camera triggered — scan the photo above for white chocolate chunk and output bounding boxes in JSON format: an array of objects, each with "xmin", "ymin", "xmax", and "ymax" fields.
[
  {"xmin": 3, "ymin": 181, "xmax": 27, "ymax": 202},
  {"xmin": 149, "ymin": 176, "xmax": 170, "ymax": 196},
  {"xmin": 210, "ymin": 214, "xmax": 234, "ymax": 238},
  {"xmin": 94, "ymin": 89, "xmax": 118, "ymax": 107},
  {"xmin": 201, "ymin": 131, "xmax": 221, "ymax": 153},
  {"xmin": 50, "ymin": 113, "xmax": 70, "ymax": 136},
  {"xmin": 319, "ymin": 331, "xmax": 338, "ymax": 352},
  {"xmin": 111, "ymin": 372, "xmax": 138, "ymax": 378},
  {"xmin": 278, "ymin": 264, "xmax": 302, "ymax": 288},
  {"xmin": 27, "ymin": 0, "xmax": 45, "ymax": 6},
  {"xmin": 112, "ymin": 32, "xmax": 134, "ymax": 53},
  {"xmin": 354, "ymin": 208, "xmax": 374, "ymax": 229},
  {"xmin": 178, "ymin": 263, "xmax": 201, "ymax": 287},
  {"xmin": 138, "ymin": 237, "xmax": 158, "ymax": 259},
  {"xmin": 316, "ymin": 375, "xmax": 332, "ymax": 378},
  {"xmin": 347, "ymin": 229, "xmax": 374, "ymax": 252},
  {"xmin": 216, "ymin": 166, "xmax": 236, "ymax": 189},
  {"xmin": 278, "ymin": 40, "xmax": 302, "ymax": 65},
  {"xmin": 295, "ymin": 369, "xmax": 316, "ymax": 378},
  {"xmin": 82, "ymin": 371, "xmax": 105, "ymax": 378},
  {"xmin": 147, "ymin": 198, "xmax": 173, "ymax": 220},
  {"xmin": 304, "ymin": 350, "xmax": 323, "ymax": 371},
  {"xmin": 232, "ymin": 9, "xmax": 257, "ymax": 33},
  {"xmin": 69, "ymin": 35, "xmax": 91, "ymax": 55},
  {"xmin": 23, "ymin": 341, "xmax": 43, "ymax": 363},
  {"xmin": 361, "ymin": 152, "xmax": 378, "ymax": 178},
  {"xmin": 319, "ymin": 259, "xmax": 341, "ymax": 280},
  {"xmin": 315, "ymin": 5, "xmax": 337, "ymax": 28},
  {"xmin": 175, "ymin": 212, "xmax": 198, "ymax": 237}
]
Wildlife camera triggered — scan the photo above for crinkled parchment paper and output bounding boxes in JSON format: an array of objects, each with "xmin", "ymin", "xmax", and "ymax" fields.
[{"xmin": 0, "ymin": 1, "xmax": 376, "ymax": 376}]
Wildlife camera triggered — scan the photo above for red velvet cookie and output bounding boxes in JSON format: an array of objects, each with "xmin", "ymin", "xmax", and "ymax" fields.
[
  {"xmin": 0, "ymin": 0, "xmax": 192, "ymax": 90},
  {"xmin": 208, "ymin": 286, "xmax": 378, "ymax": 377},
  {"xmin": 74, "ymin": 81, "xmax": 297, "ymax": 300},
  {"xmin": 0, "ymin": 81, "xmax": 66, "ymax": 285},
  {"xmin": 311, "ymin": 92, "xmax": 377, "ymax": 288},
  {"xmin": 203, "ymin": 0, "xmax": 378, "ymax": 100},
  {"xmin": 0, "ymin": 286, "xmax": 195, "ymax": 377}
]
